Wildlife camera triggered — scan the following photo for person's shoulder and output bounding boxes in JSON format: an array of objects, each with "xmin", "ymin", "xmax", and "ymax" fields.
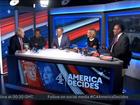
[
  {"xmin": 120, "ymin": 33, "xmax": 129, "ymax": 42},
  {"xmin": 10, "ymin": 35, "xmax": 18, "ymax": 40},
  {"xmin": 121, "ymin": 33, "xmax": 129, "ymax": 39},
  {"xmin": 94, "ymin": 37, "xmax": 99, "ymax": 41},
  {"xmin": 87, "ymin": 38, "xmax": 90, "ymax": 41},
  {"xmin": 63, "ymin": 35, "xmax": 69, "ymax": 38},
  {"xmin": 122, "ymin": 32, "xmax": 127, "ymax": 36},
  {"xmin": 53, "ymin": 35, "xmax": 57, "ymax": 39},
  {"xmin": 40, "ymin": 36, "xmax": 45, "ymax": 39}
]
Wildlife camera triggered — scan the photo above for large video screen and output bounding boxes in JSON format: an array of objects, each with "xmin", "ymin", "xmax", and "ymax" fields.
[
  {"xmin": 108, "ymin": 14, "xmax": 140, "ymax": 53},
  {"xmin": 52, "ymin": 14, "xmax": 101, "ymax": 48}
]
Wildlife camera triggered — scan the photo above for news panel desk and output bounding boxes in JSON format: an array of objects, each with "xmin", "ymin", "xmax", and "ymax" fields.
[
  {"xmin": 8, "ymin": 49, "xmax": 123, "ymax": 95},
  {"xmin": 15, "ymin": 49, "xmax": 123, "ymax": 67}
]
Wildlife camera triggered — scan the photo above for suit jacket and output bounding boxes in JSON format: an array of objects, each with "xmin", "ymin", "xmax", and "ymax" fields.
[
  {"xmin": 109, "ymin": 33, "xmax": 132, "ymax": 68},
  {"xmin": 51, "ymin": 35, "xmax": 70, "ymax": 49},
  {"xmin": 9, "ymin": 35, "xmax": 29, "ymax": 55},
  {"xmin": 30, "ymin": 36, "xmax": 46, "ymax": 49},
  {"xmin": 87, "ymin": 37, "xmax": 99, "ymax": 50}
]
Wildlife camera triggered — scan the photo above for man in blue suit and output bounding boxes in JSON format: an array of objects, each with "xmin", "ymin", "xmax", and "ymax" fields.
[{"xmin": 51, "ymin": 27, "xmax": 70, "ymax": 49}]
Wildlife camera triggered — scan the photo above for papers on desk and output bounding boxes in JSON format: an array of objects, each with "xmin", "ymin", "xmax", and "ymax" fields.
[
  {"xmin": 100, "ymin": 55, "xmax": 113, "ymax": 61},
  {"xmin": 15, "ymin": 49, "xmax": 119, "ymax": 63},
  {"xmin": 99, "ymin": 55, "xmax": 118, "ymax": 61}
]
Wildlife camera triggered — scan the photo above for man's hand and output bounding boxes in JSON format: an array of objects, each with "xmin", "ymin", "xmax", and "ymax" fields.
[
  {"xmin": 93, "ymin": 45, "xmax": 97, "ymax": 48},
  {"xmin": 35, "ymin": 43, "xmax": 38, "ymax": 46},
  {"xmin": 53, "ymin": 46, "xmax": 56, "ymax": 49}
]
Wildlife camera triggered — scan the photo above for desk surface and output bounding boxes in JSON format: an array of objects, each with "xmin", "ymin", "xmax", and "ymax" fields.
[{"xmin": 15, "ymin": 49, "xmax": 123, "ymax": 68}]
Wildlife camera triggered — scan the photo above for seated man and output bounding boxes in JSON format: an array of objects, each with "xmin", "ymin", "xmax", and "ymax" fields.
[
  {"xmin": 51, "ymin": 27, "xmax": 70, "ymax": 49},
  {"xmin": 9, "ymin": 28, "xmax": 29, "ymax": 55},
  {"xmin": 87, "ymin": 29, "xmax": 99, "ymax": 50},
  {"xmin": 30, "ymin": 29, "xmax": 46, "ymax": 49}
]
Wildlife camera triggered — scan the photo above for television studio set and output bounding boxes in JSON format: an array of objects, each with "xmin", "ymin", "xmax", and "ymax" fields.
[{"xmin": 0, "ymin": 0, "xmax": 140, "ymax": 105}]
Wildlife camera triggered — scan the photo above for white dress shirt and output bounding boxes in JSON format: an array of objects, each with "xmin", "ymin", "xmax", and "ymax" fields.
[{"xmin": 58, "ymin": 35, "xmax": 62, "ymax": 46}]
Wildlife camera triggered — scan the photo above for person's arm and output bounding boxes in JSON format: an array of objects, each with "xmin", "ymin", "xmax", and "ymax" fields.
[
  {"xmin": 29, "ymin": 37, "xmax": 34, "ymax": 49},
  {"xmin": 87, "ymin": 38, "xmax": 89, "ymax": 47},
  {"xmin": 38, "ymin": 37, "xmax": 46, "ymax": 48},
  {"xmin": 9, "ymin": 37, "xmax": 16, "ymax": 55},
  {"xmin": 42, "ymin": 37, "xmax": 46, "ymax": 47},
  {"xmin": 51, "ymin": 38, "xmax": 56, "ymax": 48},
  {"xmin": 93, "ymin": 38, "xmax": 99, "ymax": 49},
  {"xmin": 65, "ymin": 36, "xmax": 70, "ymax": 48},
  {"xmin": 115, "ymin": 36, "xmax": 130, "ymax": 57}
]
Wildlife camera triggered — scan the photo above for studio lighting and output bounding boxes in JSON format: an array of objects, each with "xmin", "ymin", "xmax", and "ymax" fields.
[
  {"xmin": 10, "ymin": 0, "xmax": 19, "ymax": 6},
  {"xmin": 40, "ymin": 0, "xmax": 49, "ymax": 7}
]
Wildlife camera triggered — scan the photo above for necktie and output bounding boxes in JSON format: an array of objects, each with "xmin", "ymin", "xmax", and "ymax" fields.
[
  {"xmin": 19, "ymin": 38, "xmax": 23, "ymax": 50},
  {"xmin": 110, "ymin": 36, "xmax": 118, "ymax": 53}
]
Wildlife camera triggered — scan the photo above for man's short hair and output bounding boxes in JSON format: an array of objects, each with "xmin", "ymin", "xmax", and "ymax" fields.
[
  {"xmin": 57, "ymin": 27, "xmax": 64, "ymax": 31},
  {"xmin": 16, "ymin": 28, "xmax": 23, "ymax": 35},
  {"xmin": 35, "ymin": 28, "xmax": 41, "ymax": 32},
  {"xmin": 89, "ymin": 29, "xmax": 97, "ymax": 35},
  {"xmin": 114, "ymin": 23, "xmax": 124, "ymax": 32}
]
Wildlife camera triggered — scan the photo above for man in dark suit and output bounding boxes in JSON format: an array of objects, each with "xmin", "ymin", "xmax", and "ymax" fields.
[
  {"xmin": 30, "ymin": 29, "xmax": 46, "ymax": 49},
  {"xmin": 9, "ymin": 28, "xmax": 29, "ymax": 55},
  {"xmin": 51, "ymin": 27, "xmax": 70, "ymax": 49},
  {"xmin": 109, "ymin": 24, "xmax": 132, "ymax": 68}
]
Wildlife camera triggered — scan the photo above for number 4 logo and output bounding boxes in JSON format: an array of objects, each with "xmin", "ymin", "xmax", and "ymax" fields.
[{"xmin": 56, "ymin": 73, "xmax": 65, "ymax": 84}]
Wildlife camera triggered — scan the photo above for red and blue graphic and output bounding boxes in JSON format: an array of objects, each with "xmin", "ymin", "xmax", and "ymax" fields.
[
  {"xmin": 18, "ymin": 60, "xmax": 113, "ymax": 95},
  {"xmin": 0, "ymin": 8, "xmax": 48, "ymax": 74}
]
